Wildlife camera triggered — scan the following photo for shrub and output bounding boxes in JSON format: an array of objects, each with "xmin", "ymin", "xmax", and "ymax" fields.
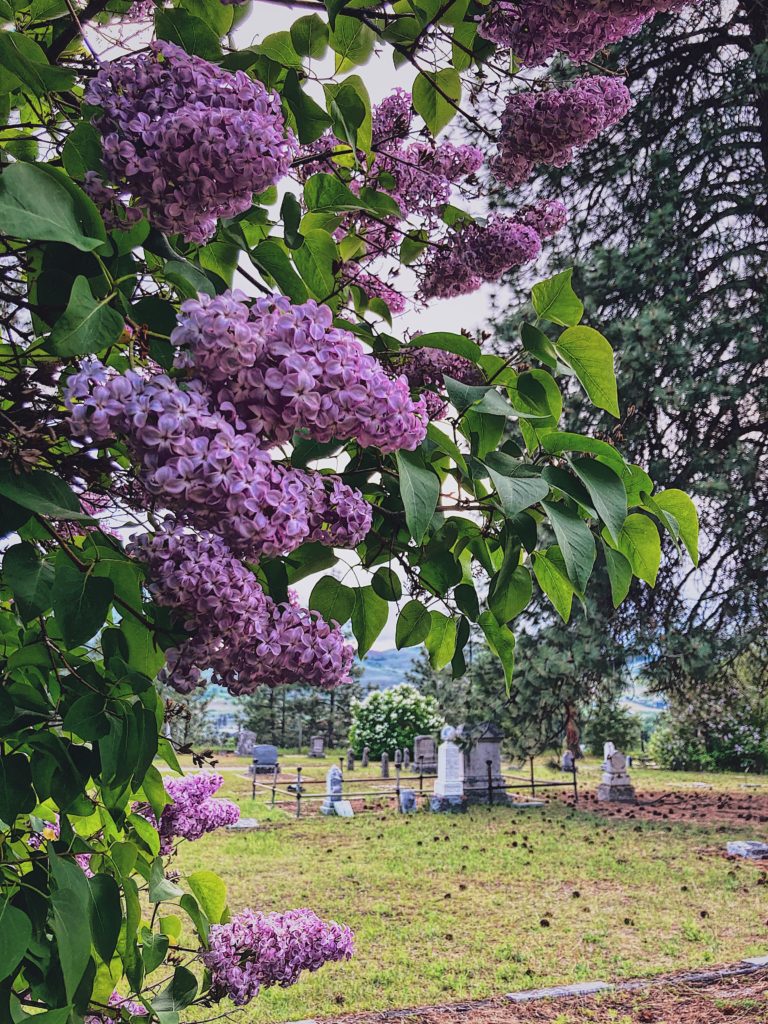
[
  {"xmin": 348, "ymin": 685, "xmax": 443, "ymax": 758},
  {"xmin": 583, "ymin": 700, "xmax": 643, "ymax": 756}
]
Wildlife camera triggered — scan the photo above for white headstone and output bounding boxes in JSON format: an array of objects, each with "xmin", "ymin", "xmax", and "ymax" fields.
[
  {"xmin": 603, "ymin": 741, "xmax": 616, "ymax": 761},
  {"xmin": 434, "ymin": 736, "xmax": 464, "ymax": 798},
  {"xmin": 334, "ymin": 800, "xmax": 354, "ymax": 818}
]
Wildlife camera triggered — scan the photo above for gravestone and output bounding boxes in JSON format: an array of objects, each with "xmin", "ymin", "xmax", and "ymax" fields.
[
  {"xmin": 726, "ymin": 840, "xmax": 768, "ymax": 860},
  {"xmin": 463, "ymin": 721, "xmax": 510, "ymax": 805},
  {"xmin": 334, "ymin": 800, "xmax": 354, "ymax": 818},
  {"xmin": 602, "ymin": 741, "xmax": 616, "ymax": 766},
  {"xmin": 236, "ymin": 729, "xmax": 257, "ymax": 758},
  {"xmin": 561, "ymin": 750, "xmax": 575, "ymax": 772},
  {"xmin": 309, "ymin": 734, "xmax": 325, "ymax": 758},
  {"xmin": 430, "ymin": 726, "xmax": 466, "ymax": 812},
  {"xmin": 414, "ymin": 734, "xmax": 437, "ymax": 775},
  {"xmin": 361, "ymin": 746, "xmax": 369, "ymax": 768},
  {"xmin": 403, "ymin": 748, "xmax": 410, "ymax": 770},
  {"xmin": 251, "ymin": 744, "xmax": 279, "ymax": 775},
  {"xmin": 394, "ymin": 749, "xmax": 403, "ymax": 767},
  {"xmin": 381, "ymin": 752, "xmax": 389, "ymax": 778},
  {"xmin": 321, "ymin": 764, "xmax": 343, "ymax": 814},
  {"xmin": 346, "ymin": 747, "xmax": 355, "ymax": 771},
  {"xmin": 400, "ymin": 788, "xmax": 417, "ymax": 813},
  {"xmin": 596, "ymin": 750, "xmax": 636, "ymax": 803}
]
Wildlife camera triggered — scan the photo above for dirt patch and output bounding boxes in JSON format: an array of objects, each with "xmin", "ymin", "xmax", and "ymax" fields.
[
  {"xmin": 556, "ymin": 788, "xmax": 768, "ymax": 830},
  {"xmin": 330, "ymin": 969, "xmax": 768, "ymax": 1024}
]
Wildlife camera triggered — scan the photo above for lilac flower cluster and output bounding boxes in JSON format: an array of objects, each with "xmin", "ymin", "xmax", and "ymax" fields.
[
  {"xmin": 128, "ymin": 521, "xmax": 354, "ymax": 694},
  {"xmin": 516, "ymin": 198, "xmax": 569, "ymax": 239},
  {"xmin": 396, "ymin": 345, "xmax": 484, "ymax": 419},
  {"xmin": 85, "ymin": 990, "xmax": 147, "ymax": 1024},
  {"xmin": 134, "ymin": 772, "xmax": 240, "ymax": 854},
  {"xmin": 374, "ymin": 140, "xmax": 484, "ymax": 221},
  {"xmin": 82, "ymin": 171, "xmax": 143, "ymax": 231},
  {"xmin": 65, "ymin": 357, "xmax": 372, "ymax": 561},
  {"xmin": 84, "ymin": 42, "xmax": 296, "ymax": 243},
  {"xmin": 478, "ymin": 0, "xmax": 691, "ymax": 65},
  {"xmin": 204, "ymin": 908, "xmax": 354, "ymax": 1005},
  {"xmin": 343, "ymin": 269, "xmax": 407, "ymax": 315},
  {"xmin": 493, "ymin": 76, "xmax": 632, "ymax": 186},
  {"xmin": 372, "ymin": 87, "xmax": 413, "ymax": 145},
  {"xmin": 170, "ymin": 292, "xmax": 427, "ymax": 451}
]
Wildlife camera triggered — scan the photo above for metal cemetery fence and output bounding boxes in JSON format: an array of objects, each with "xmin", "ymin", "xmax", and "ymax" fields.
[{"xmin": 251, "ymin": 756, "xmax": 579, "ymax": 816}]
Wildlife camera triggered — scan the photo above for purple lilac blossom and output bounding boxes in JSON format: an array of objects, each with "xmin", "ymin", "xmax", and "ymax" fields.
[
  {"xmin": 204, "ymin": 908, "xmax": 354, "ymax": 1005},
  {"xmin": 85, "ymin": 990, "xmax": 147, "ymax": 1023},
  {"xmin": 85, "ymin": 42, "xmax": 296, "ymax": 243},
  {"xmin": 170, "ymin": 292, "xmax": 427, "ymax": 452},
  {"xmin": 396, "ymin": 346, "xmax": 484, "ymax": 419},
  {"xmin": 493, "ymin": 76, "xmax": 632, "ymax": 186},
  {"xmin": 516, "ymin": 198, "xmax": 569, "ymax": 239},
  {"xmin": 372, "ymin": 88, "xmax": 413, "ymax": 145},
  {"xmin": 128, "ymin": 521, "xmax": 355, "ymax": 694},
  {"xmin": 65, "ymin": 357, "xmax": 371, "ymax": 561},
  {"xmin": 343, "ymin": 269, "xmax": 407, "ymax": 315},
  {"xmin": 134, "ymin": 772, "xmax": 240, "ymax": 854}
]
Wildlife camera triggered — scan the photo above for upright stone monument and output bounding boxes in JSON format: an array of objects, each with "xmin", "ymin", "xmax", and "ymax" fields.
[
  {"xmin": 321, "ymin": 764, "xmax": 343, "ymax": 814},
  {"xmin": 309, "ymin": 735, "xmax": 326, "ymax": 758},
  {"xmin": 403, "ymin": 748, "xmax": 411, "ymax": 770},
  {"xmin": 380, "ymin": 752, "xmax": 389, "ymax": 778},
  {"xmin": 394, "ymin": 749, "xmax": 403, "ymax": 768},
  {"xmin": 430, "ymin": 726, "xmax": 466, "ymax": 812},
  {"xmin": 463, "ymin": 721, "xmax": 510, "ymax": 805},
  {"xmin": 414, "ymin": 734, "xmax": 437, "ymax": 775},
  {"xmin": 251, "ymin": 744, "xmax": 279, "ymax": 775},
  {"xmin": 346, "ymin": 747, "xmax": 355, "ymax": 771},
  {"xmin": 235, "ymin": 729, "xmax": 256, "ymax": 758},
  {"xmin": 361, "ymin": 746, "xmax": 370, "ymax": 768},
  {"xmin": 597, "ymin": 750, "xmax": 636, "ymax": 804}
]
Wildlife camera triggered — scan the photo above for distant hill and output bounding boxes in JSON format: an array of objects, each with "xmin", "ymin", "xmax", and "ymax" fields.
[{"xmin": 358, "ymin": 648, "xmax": 420, "ymax": 691}]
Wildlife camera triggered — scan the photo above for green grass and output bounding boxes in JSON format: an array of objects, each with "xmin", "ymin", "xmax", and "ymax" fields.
[{"xmin": 173, "ymin": 757, "xmax": 768, "ymax": 1023}]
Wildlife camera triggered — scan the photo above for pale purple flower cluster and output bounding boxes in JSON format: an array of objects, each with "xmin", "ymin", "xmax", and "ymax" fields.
[
  {"xmin": 65, "ymin": 357, "xmax": 371, "ymax": 560},
  {"xmin": 85, "ymin": 990, "xmax": 147, "ymax": 1023},
  {"xmin": 372, "ymin": 88, "xmax": 413, "ymax": 145},
  {"xmin": 170, "ymin": 292, "xmax": 427, "ymax": 451},
  {"xmin": 83, "ymin": 171, "xmax": 143, "ymax": 231},
  {"xmin": 128, "ymin": 521, "xmax": 354, "ymax": 694},
  {"xmin": 516, "ymin": 198, "xmax": 569, "ymax": 239},
  {"xmin": 493, "ymin": 76, "xmax": 632, "ymax": 186},
  {"xmin": 343, "ymin": 269, "xmax": 407, "ymax": 315},
  {"xmin": 396, "ymin": 346, "xmax": 483, "ymax": 419},
  {"xmin": 204, "ymin": 908, "xmax": 354, "ymax": 1005},
  {"xmin": 134, "ymin": 772, "xmax": 240, "ymax": 854},
  {"xmin": 85, "ymin": 42, "xmax": 296, "ymax": 243},
  {"xmin": 374, "ymin": 140, "xmax": 483, "ymax": 221},
  {"xmin": 478, "ymin": 0, "xmax": 690, "ymax": 65}
]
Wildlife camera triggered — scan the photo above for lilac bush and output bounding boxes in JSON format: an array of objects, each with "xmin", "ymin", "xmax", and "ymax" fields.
[{"xmin": 134, "ymin": 772, "xmax": 240, "ymax": 853}]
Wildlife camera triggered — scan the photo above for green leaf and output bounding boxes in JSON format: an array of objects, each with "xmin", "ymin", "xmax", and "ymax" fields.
[
  {"xmin": 543, "ymin": 501, "xmax": 595, "ymax": 592},
  {"xmin": 0, "ymin": 752, "xmax": 35, "ymax": 824},
  {"xmin": 395, "ymin": 599, "xmax": 431, "ymax": 649},
  {"xmin": 259, "ymin": 29, "xmax": 303, "ymax": 66},
  {"xmin": 489, "ymin": 563, "xmax": 531, "ymax": 623},
  {"xmin": 46, "ymin": 276, "xmax": 125, "ymax": 357},
  {"xmin": 0, "ymin": 162, "xmax": 104, "ymax": 251},
  {"xmin": 309, "ymin": 576, "xmax": 356, "ymax": 625},
  {"xmin": 325, "ymin": 74, "xmax": 372, "ymax": 153},
  {"xmin": 371, "ymin": 567, "xmax": 402, "ymax": 601},
  {"xmin": 555, "ymin": 326, "xmax": 619, "ymax": 418},
  {"xmin": 602, "ymin": 540, "xmax": 632, "ymax": 608},
  {"xmin": 62, "ymin": 693, "xmax": 109, "ymax": 741},
  {"xmin": 616, "ymin": 513, "xmax": 661, "ymax": 587},
  {"xmin": 51, "ymin": 886, "xmax": 91, "ymax": 1002},
  {"xmin": 570, "ymin": 457, "xmax": 627, "ymax": 542},
  {"xmin": 305, "ymin": 173, "xmax": 365, "ymax": 213},
  {"xmin": 149, "ymin": 858, "xmax": 184, "ymax": 903},
  {"xmin": 484, "ymin": 452, "xmax": 549, "ymax": 517},
  {"xmin": 251, "ymin": 240, "xmax": 309, "ymax": 303},
  {"xmin": 425, "ymin": 610, "xmax": 457, "ymax": 670},
  {"xmin": 426, "ymin": 423, "xmax": 468, "ymax": 473},
  {"xmin": 280, "ymin": 191, "xmax": 303, "ymax": 249},
  {"xmin": 51, "ymin": 551, "xmax": 114, "ymax": 648},
  {"xmin": 141, "ymin": 928, "xmax": 170, "ymax": 974},
  {"xmin": 179, "ymin": 0, "xmax": 234, "ymax": 34},
  {"xmin": 179, "ymin": 893, "xmax": 209, "ymax": 945},
  {"xmin": 163, "ymin": 259, "xmax": 215, "ymax": 299},
  {"xmin": 62, "ymin": 123, "xmax": 103, "ymax": 180},
  {"xmin": 0, "ymin": 902, "xmax": 31, "ymax": 982},
  {"xmin": 477, "ymin": 611, "xmax": 515, "ymax": 687},
  {"xmin": 0, "ymin": 31, "xmax": 75, "ymax": 94},
  {"xmin": 87, "ymin": 874, "xmax": 121, "ymax": 965},
  {"xmin": 3, "ymin": 541, "xmax": 53, "ymax": 620},
  {"xmin": 409, "ymin": 331, "xmax": 481, "ymax": 362},
  {"xmin": 291, "ymin": 13, "xmax": 329, "ymax": 56},
  {"xmin": 282, "ymin": 70, "xmax": 333, "ymax": 144},
  {"xmin": 540, "ymin": 431, "xmax": 625, "ymax": 471},
  {"xmin": 395, "ymin": 448, "xmax": 440, "ymax": 545},
  {"xmin": 520, "ymin": 321, "xmax": 558, "ymax": 369},
  {"xmin": 532, "ymin": 547, "xmax": 575, "ymax": 623},
  {"xmin": 188, "ymin": 870, "xmax": 227, "ymax": 925},
  {"xmin": 152, "ymin": 966, "xmax": 198, "ymax": 1013},
  {"xmin": 454, "ymin": 582, "xmax": 479, "ymax": 621},
  {"xmin": 293, "ymin": 228, "xmax": 337, "ymax": 298},
  {"xmin": 531, "ymin": 268, "xmax": 583, "ymax": 327},
  {"xmin": 329, "ymin": 14, "xmax": 374, "ymax": 71},
  {"xmin": 652, "ymin": 489, "xmax": 699, "ymax": 565},
  {"xmin": 0, "ymin": 465, "xmax": 92, "ymax": 522},
  {"xmin": 351, "ymin": 586, "xmax": 388, "ymax": 656},
  {"xmin": 419, "ymin": 551, "xmax": 462, "ymax": 595},
  {"xmin": 412, "ymin": 68, "xmax": 461, "ymax": 136},
  {"xmin": 155, "ymin": 9, "xmax": 221, "ymax": 58}
]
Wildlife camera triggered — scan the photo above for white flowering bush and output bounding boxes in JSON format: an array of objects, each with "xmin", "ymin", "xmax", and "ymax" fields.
[{"xmin": 349, "ymin": 685, "xmax": 443, "ymax": 759}]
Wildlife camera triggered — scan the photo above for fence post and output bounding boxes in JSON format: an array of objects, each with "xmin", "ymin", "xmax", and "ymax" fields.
[
  {"xmin": 572, "ymin": 763, "xmax": 578, "ymax": 804},
  {"xmin": 418, "ymin": 755, "xmax": 424, "ymax": 794},
  {"xmin": 295, "ymin": 766, "xmax": 302, "ymax": 819},
  {"xmin": 395, "ymin": 761, "xmax": 402, "ymax": 813},
  {"xmin": 486, "ymin": 759, "xmax": 493, "ymax": 807},
  {"xmin": 270, "ymin": 763, "xmax": 278, "ymax": 808},
  {"xmin": 529, "ymin": 756, "xmax": 536, "ymax": 798},
  {"xmin": 251, "ymin": 763, "xmax": 255, "ymax": 801}
]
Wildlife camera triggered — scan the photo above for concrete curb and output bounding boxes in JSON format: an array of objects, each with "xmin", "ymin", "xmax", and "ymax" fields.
[{"xmin": 289, "ymin": 953, "xmax": 768, "ymax": 1024}]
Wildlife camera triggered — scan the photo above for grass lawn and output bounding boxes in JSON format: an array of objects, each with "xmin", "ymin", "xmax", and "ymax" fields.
[{"xmin": 174, "ymin": 754, "xmax": 768, "ymax": 1023}]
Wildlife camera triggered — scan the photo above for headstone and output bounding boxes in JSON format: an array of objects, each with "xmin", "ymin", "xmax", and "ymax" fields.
[
  {"xmin": 463, "ymin": 721, "xmax": 510, "ymax": 805},
  {"xmin": 602, "ymin": 741, "xmax": 616, "ymax": 764},
  {"xmin": 400, "ymin": 788, "xmax": 417, "ymax": 813},
  {"xmin": 334, "ymin": 800, "xmax": 354, "ymax": 818},
  {"xmin": 309, "ymin": 734, "xmax": 326, "ymax": 758},
  {"xmin": 380, "ymin": 752, "xmax": 389, "ymax": 778},
  {"xmin": 726, "ymin": 841, "xmax": 768, "ymax": 860},
  {"xmin": 394, "ymin": 749, "xmax": 403, "ymax": 767},
  {"xmin": 561, "ymin": 750, "xmax": 575, "ymax": 772},
  {"xmin": 596, "ymin": 750, "xmax": 636, "ymax": 803},
  {"xmin": 430, "ymin": 726, "xmax": 466, "ymax": 812},
  {"xmin": 361, "ymin": 746, "xmax": 370, "ymax": 768},
  {"xmin": 403, "ymin": 748, "xmax": 410, "ymax": 770},
  {"xmin": 321, "ymin": 764, "xmax": 343, "ymax": 814},
  {"xmin": 414, "ymin": 735, "xmax": 437, "ymax": 775},
  {"xmin": 236, "ymin": 729, "xmax": 257, "ymax": 758},
  {"xmin": 227, "ymin": 817, "xmax": 259, "ymax": 831},
  {"xmin": 251, "ymin": 744, "xmax": 280, "ymax": 775},
  {"xmin": 346, "ymin": 747, "xmax": 355, "ymax": 772}
]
